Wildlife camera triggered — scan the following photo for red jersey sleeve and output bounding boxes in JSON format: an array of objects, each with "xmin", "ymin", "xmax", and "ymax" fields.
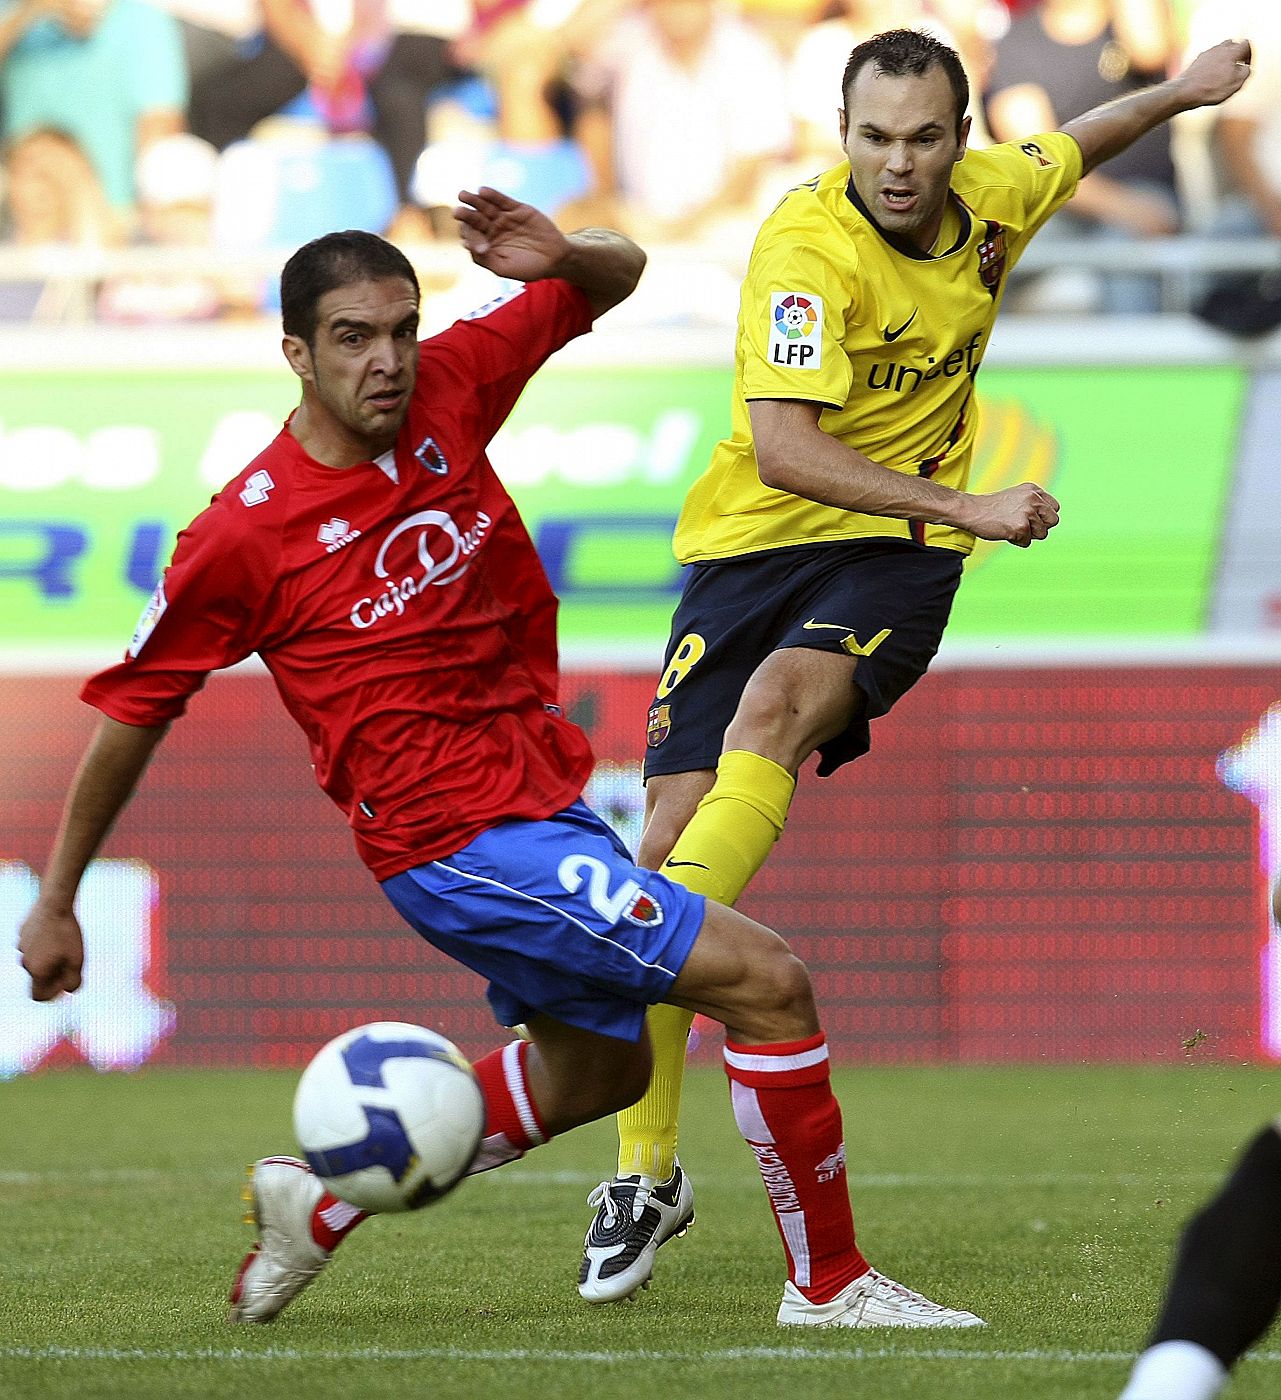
[
  {"xmin": 81, "ymin": 496, "xmax": 274, "ymax": 726},
  {"xmin": 424, "ymin": 278, "xmax": 594, "ymax": 446}
]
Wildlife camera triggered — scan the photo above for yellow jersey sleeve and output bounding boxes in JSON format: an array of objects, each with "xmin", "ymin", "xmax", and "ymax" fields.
[
  {"xmin": 739, "ymin": 198, "xmax": 857, "ymax": 409},
  {"xmin": 958, "ymin": 131, "xmax": 1082, "ymax": 264}
]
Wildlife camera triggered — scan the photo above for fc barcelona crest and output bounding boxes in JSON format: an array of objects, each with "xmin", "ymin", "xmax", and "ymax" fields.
[
  {"xmin": 977, "ymin": 221, "xmax": 1007, "ymax": 298},
  {"xmin": 646, "ymin": 703, "xmax": 671, "ymax": 748},
  {"xmin": 414, "ymin": 435, "xmax": 448, "ymax": 475}
]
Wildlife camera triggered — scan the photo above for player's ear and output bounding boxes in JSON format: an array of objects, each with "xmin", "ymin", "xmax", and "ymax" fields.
[
  {"xmin": 838, "ymin": 107, "xmax": 848, "ymax": 144},
  {"xmin": 955, "ymin": 113, "xmax": 972, "ymax": 161},
  {"xmin": 282, "ymin": 333, "xmax": 314, "ymax": 384}
]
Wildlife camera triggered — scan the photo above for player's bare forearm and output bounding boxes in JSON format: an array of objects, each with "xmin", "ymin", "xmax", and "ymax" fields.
[
  {"xmin": 19, "ymin": 715, "xmax": 168, "ymax": 1000},
  {"xmin": 35, "ymin": 714, "xmax": 168, "ymax": 912},
  {"xmin": 749, "ymin": 399, "xmax": 1059, "ymax": 546},
  {"xmin": 1062, "ymin": 39, "xmax": 1252, "ymax": 174},
  {"xmin": 543, "ymin": 227, "xmax": 646, "ymax": 318}
]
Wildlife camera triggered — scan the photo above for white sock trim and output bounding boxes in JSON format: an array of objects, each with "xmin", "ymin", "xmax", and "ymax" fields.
[
  {"xmin": 1119, "ymin": 1340, "xmax": 1228, "ymax": 1400},
  {"xmin": 317, "ymin": 1198, "xmax": 363, "ymax": 1233},
  {"xmin": 502, "ymin": 1039, "xmax": 545, "ymax": 1147},
  {"xmin": 723, "ymin": 1043, "xmax": 829, "ymax": 1075}
]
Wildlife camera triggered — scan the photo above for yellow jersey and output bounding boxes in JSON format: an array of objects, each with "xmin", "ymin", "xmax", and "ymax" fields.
[{"xmin": 673, "ymin": 131, "xmax": 1083, "ymax": 563}]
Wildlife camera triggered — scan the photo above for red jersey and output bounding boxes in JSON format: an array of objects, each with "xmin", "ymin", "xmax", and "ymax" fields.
[{"xmin": 83, "ymin": 279, "xmax": 598, "ymax": 879}]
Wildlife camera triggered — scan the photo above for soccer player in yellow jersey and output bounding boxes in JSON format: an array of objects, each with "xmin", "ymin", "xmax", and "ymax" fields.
[{"xmin": 579, "ymin": 27, "xmax": 1253, "ymax": 1306}]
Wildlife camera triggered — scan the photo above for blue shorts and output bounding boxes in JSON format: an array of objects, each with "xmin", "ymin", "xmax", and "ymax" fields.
[
  {"xmin": 382, "ymin": 801, "xmax": 706, "ymax": 1042},
  {"xmin": 645, "ymin": 540, "xmax": 963, "ymax": 779}
]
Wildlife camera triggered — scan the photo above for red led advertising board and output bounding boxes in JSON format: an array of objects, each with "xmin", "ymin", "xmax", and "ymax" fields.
[{"xmin": 2, "ymin": 665, "xmax": 1279, "ymax": 1072}]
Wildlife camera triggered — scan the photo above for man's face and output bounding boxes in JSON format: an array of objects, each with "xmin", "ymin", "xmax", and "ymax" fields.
[
  {"xmin": 286, "ymin": 277, "xmax": 420, "ymax": 459},
  {"xmin": 53, "ymin": 0, "xmax": 110, "ymax": 39},
  {"xmin": 841, "ymin": 63, "xmax": 969, "ymax": 251},
  {"xmin": 647, "ymin": 0, "xmax": 715, "ymax": 50}
]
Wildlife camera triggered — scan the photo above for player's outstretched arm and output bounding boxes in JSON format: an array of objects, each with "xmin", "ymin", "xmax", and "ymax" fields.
[
  {"xmin": 453, "ymin": 186, "xmax": 645, "ymax": 317},
  {"xmin": 750, "ymin": 399, "xmax": 1060, "ymax": 547},
  {"xmin": 18, "ymin": 715, "xmax": 169, "ymax": 1001},
  {"xmin": 1062, "ymin": 39, "xmax": 1252, "ymax": 175}
]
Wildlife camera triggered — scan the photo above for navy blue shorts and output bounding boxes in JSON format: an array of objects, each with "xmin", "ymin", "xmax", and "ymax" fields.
[
  {"xmin": 644, "ymin": 540, "xmax": 963, "ymax": 780},
  {"xmin": 382, "ymin": 801, "xmax": 706, "ymax": 1042}
]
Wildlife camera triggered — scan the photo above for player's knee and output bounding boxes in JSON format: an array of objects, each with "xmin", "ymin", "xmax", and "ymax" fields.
[
  {"xmin": 734, "ymin": 944, "xmax": 817, "ymax": 1039},
  {"xmin": 725, "ymin": 687, "xmax": 796, "ymax": 756},
  {"xmin": 726, "ymin": 687, "xmax": 846, "ymax": 772}
]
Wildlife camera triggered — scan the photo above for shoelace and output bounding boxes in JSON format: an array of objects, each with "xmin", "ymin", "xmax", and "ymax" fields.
[
  {"xmin": 867, "ymin": 1273, "xmax": 942, "ymax": 1312},
  {"xmin": 586, "ymin": 1179, "xmax": 654, "ymax": 1227}
]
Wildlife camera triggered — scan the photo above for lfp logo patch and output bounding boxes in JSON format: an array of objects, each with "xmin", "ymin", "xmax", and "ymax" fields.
[{"xmin": 769, "ymin": 292, "xmax": 823, "ymax": 369}]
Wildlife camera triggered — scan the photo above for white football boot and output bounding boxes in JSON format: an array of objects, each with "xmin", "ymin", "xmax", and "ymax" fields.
[
  {"xmin": 777, "ymin": 1269, "xmax": 986, "ymax": 1328},
  {"xmin": 578, "ymin": 1159, "xmax": 695, "ymax": 1302},
  {"xmin": 228, "ymin": 1156, "xmax": 332, "ymax": 1323}
]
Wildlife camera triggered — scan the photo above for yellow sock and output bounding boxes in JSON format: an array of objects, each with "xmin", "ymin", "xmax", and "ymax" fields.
[
  {"xmin": 616, "ymin": 750, "xmax": 797, "ymax": 1179},
  {"xmin": 617, "ymin": 1001, "xmax": 696, "ymax": 1177},
  {"xmin": 658, "ymin": 749, "xmax": 796, "ymax": 906}
]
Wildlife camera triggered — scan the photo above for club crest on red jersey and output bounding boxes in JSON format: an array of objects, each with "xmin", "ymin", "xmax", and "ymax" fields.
[
  {"xmin": 977, "ymin": 221, "xmax": 1007, "ymax": 298},
  {"xmin": 622, "ymin": 888, "xmax": 664, "ymax": 928},
  {"xmin": 414, "ymin": 436, "xmax": 448, "ymax": 475},
  {"xmin": 647, "ymin": 703, "xmax": 671, "ymax": 747}
]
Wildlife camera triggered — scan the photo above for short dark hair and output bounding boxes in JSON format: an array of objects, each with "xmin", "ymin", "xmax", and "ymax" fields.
[
  {"xmin": 842, "ymin": 29, "xmax": 970, "ymax": 141},
  {"xmin": 280, "ymin": 230, "xmax": 420, "ymax": 345}
]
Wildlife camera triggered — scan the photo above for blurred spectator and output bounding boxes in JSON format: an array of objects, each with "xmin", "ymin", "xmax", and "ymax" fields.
[
  {"xmin": 572, "ymin": 0, "xmax": 792, "ymax": 245},
  {"xmin": 3, "ymin": 124, "xmax": 116, "ymax": 244},
  {"xmin": 187, "ymin": 0, "xmax": 460, "ymax": 239},
  {"xmin": 0, "ymin": 0, "xmax": 187, "ymax": 217},
  {"xmin": 97, "ymin": 132, "xmax": 244, "ymax": 322},
  {"xmin": 986, "ymin": 0, "xmax": 1179, "ymax": 313},
  {"xmin": 928, "ymin": 0, "xmax": 1009, "ymax": 94},
  {"xmin": 0, "ymin": 125, "xmax": 119, "ymax": 318},
  {"xmin": 412, "ymin": 0, "xmax": 612, "ymax": 232},
  {"xmin": 148, "ymin": 1, "xmax": 261, "ymax": 90},
  {"xmin": 1185, "ymin": 0, "xmax": 1281, "ymax": 238},
  {"xmin": 1180, "ymin": 0, "xmax": 1281, "ymax": 336},
  {"xmin": 458, "ymin": 0, "xmax": 575, "ymax": 145},
  {"xmin": 735, "ymin": 0, "xmax": 823, "ymax": 59}
]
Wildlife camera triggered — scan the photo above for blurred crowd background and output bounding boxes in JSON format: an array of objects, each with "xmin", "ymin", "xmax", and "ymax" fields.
[{"xmin": 0, "ymin": 0, "xmax": 1277, "ymax": 327}]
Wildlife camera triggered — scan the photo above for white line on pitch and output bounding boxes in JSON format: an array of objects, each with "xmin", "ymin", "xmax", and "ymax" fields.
[
  {"xmin": 9, "ymin": 1345, "xmax": 1281, "ymax": 1365},
  {"xmin": 0, "ymin": 1168, "xmax": 1223, "ymax": 1189}
]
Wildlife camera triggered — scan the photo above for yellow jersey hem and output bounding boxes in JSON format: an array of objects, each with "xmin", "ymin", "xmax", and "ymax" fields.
[{"xmin": 676, "ymin": 528, "xmax": 976, "ymax": 566}]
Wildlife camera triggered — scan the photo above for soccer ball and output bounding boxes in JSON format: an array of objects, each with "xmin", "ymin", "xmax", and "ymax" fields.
[{"xmin": 292, "ymin": 1021, "xmax": 485, "ymax": 1213}]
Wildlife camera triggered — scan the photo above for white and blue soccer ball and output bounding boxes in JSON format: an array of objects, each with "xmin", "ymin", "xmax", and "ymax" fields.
[{"xmin": 293, "ymin": 1021, "xmax": 485, "ymax": 1213}]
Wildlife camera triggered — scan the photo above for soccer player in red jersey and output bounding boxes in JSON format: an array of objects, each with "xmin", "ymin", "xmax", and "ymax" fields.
[{"xmin": 17, "ymin": 188, "xmax": 981, "ymax": 1328}]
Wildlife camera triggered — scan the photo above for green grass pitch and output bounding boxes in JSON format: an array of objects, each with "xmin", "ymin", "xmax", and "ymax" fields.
[{"xmin": 4, "ymin": 1062, "xmax": 1280, "ymax": 1400}]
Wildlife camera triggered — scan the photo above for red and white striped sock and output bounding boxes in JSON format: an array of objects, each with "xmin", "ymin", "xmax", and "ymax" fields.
[
  {"xmin": 252, "ymin": 1155, "xmax": 370, "ymax": 1253},
  {"xmin": 305, "ymin": 1039, "xmax": 550, "ymax": 1247},
  {"xmin": 311, "ymin": 1191, "xmax": 368, "ymax": 1251},
  {"xmin": 466, "ymin": 1039, "xmax": 551, "ymax": 1176},
  {"xmin": 724, "ymin": 1033, "xmax": 869, "ymax": 1303}
]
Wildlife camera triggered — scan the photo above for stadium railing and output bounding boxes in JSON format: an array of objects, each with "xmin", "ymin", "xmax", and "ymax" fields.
[{"xmin": 0, "ymin": 235, "xmax": 1274, "ymax": 323}]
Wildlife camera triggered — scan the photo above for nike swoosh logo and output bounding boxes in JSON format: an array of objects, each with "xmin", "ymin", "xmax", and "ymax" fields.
[
  {"xmin": 664, "ymin": 860, "xmax": 710, "ymax": 871},
  {"xmin": 882, "ymin": 309, "xmax": 918, "ymax": 342},
  {"xmin": 802, "ymin": 619, "xmax": 892, "ymax": 657}
]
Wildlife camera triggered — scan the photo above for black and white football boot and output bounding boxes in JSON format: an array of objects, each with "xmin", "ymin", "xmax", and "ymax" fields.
[{"xmin": 578, "ymin": 1159, "xmax": 695, "ymax": 1303}]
